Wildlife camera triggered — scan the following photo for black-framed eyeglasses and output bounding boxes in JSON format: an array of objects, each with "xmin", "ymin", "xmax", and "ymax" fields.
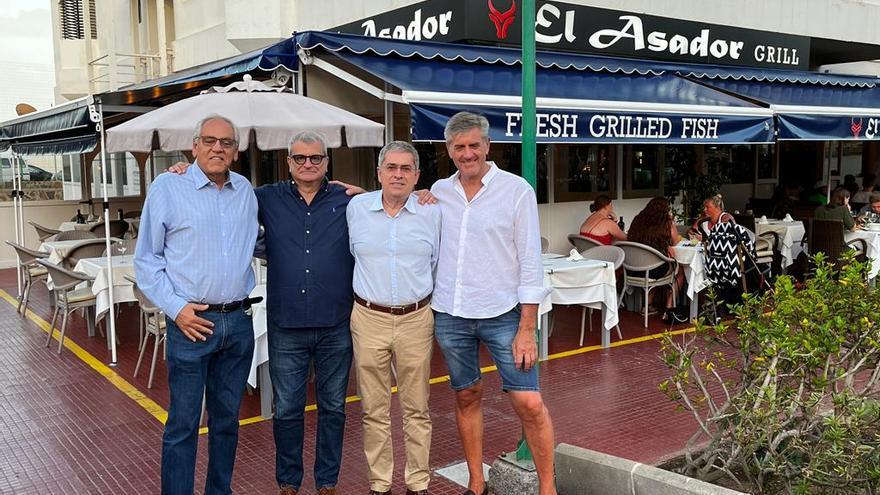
[
  {"xmin": 197, "ymin": 136, "xmax": 237, "ymax": 149},
  {"xmin": 288, "ymin": 154, "xmax": 327, "ymax": 165}
]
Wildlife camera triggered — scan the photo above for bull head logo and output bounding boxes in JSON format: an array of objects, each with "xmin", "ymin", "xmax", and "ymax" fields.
[
  {"xmin": 488, "ymin": 0, "xmax": 516, "ymax": 39},
  {"xmin": 852, "ymin": 117, "xmax": 863, "ymax": 137}
]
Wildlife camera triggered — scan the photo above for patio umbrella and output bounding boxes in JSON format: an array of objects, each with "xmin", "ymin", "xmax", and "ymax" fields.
[{"xmin": 105, "ymin": 74, "xmax": 385, "ymax": 153}]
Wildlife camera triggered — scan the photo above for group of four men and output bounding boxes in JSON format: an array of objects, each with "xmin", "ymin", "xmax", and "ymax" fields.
[{"xmin": 135, "ymin": 111, "xmax": 557, "ymax": 495}]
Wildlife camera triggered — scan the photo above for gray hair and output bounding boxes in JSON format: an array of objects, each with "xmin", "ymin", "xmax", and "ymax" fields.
[
  {"xmin": 193, "ymin": 115, "xmax": 239, "ymax": 144},
  {"xmin": 444, "ymin": 111, "xmax": 490, "ymax": 144},
  {"xmin": 288, "ymin": 131, "xmax": 328, "ymax": 155},
  {"xmin": 378, "ymin": 141, "xmax": 419, "ymax": 171}
]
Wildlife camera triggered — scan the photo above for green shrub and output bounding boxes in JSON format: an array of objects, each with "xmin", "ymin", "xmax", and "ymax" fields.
[{"xmin": 660, "ymin": 253, "xmax": 880, "ymax": 494}]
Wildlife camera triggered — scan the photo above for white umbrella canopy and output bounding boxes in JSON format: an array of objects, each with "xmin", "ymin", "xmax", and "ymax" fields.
[{"xmin": 105, "ymin": 75, "xmax": 385, "ymax": 153}]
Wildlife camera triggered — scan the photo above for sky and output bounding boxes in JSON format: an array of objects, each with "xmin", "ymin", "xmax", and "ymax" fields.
[{"xmin": 0, "ymin": 0, "xmax": 55, "ymax": 122}]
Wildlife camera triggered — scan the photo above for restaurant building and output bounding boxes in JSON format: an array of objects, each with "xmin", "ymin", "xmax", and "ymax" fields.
[{"xmin": 3, "ymin": 0, "xmax": 880, "ymax": 263}]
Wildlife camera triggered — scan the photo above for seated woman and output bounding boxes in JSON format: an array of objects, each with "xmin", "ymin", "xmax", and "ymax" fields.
[
  {"xmin": 815, "ymin": 186, "xmax": 859, "ymax": 234},
  {"xmin": 692, "ymin": 194, "xmax": 735, "ymax": 241},
  {"xmin": 579, "ymin": 194, "xmax": 627, "ymax": 245},
  {"xmin": 628, "ymin": 197, "xmax": 685, "ymax": 323}
]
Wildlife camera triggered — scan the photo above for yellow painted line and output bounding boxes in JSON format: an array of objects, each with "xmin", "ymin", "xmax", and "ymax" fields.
[
  {"xmin": 0, "ymin": 289, "xmax": 169, "ymax": 424},
  {"xmin": 1, "ymin": 287, "xmax": 700, "ymax": 434}
]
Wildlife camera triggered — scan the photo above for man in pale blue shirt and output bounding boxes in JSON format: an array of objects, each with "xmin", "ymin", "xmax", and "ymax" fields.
[
  {"xmin": 346, "ymin": 141, "xmax": 441, "ymax": 495},
  {"xmin": 135, "ymin": 115, "xmax": 259, "ymax": 495}
]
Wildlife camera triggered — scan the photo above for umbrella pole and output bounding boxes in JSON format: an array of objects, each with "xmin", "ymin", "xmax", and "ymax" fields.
[
  {"xmin": 12, "ymin": 150, "xmax": 22, "ymax": 297},
  {"xmin": 97, "ymin": 101, "xmax": 118, "ymax": 366}
]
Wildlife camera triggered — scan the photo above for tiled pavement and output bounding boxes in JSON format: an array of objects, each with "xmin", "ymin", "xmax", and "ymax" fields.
[{"xmin": 0, "ymin": 268, "xmax": 700, "ymax": 494}]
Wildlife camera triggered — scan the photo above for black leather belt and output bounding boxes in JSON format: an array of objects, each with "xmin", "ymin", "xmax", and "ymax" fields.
[
  {"xmin": 354, "ymin": 294, "xmax": 431, "ymax": 316},
  {"xmin": 199, "ymin": 297, "xmax": 263, "ymax": 313}
]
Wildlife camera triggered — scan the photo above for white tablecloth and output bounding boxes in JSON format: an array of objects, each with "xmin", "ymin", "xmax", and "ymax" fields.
[
  {"xmin": 846, "ymin": 230, "xmax": 880, "ymax": 279},
  {"xmin": 73, "ymin": 255, "xmax": 136, "ymax": 318},
  {"xmin": 59, "ymin": 221, "xmax": 100, "ymax": 232},
  {"xmin": 757, "ymin": 220, "xmax": 805, "ymax": 268},
  {"xmin": 673, "ymin": 242, "xmax": 707, "ymax": 319},
  {"xmin": 538, "ymin": 256, "xmax": 619, "ymax": 352},
  {"xmin": 39, "ymin": 239, "xmax": 89, "ymax": 265},
  {"xmin": 247, "ymin": 284, "xmax": 270, "ymax": 388}
]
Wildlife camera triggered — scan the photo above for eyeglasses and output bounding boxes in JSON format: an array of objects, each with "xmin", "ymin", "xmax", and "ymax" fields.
[
  {"xmin": 288, "ymin": 154, "xmax": 327, "ymax": 165},
  {"xmin": 198, "ymin": 136, "xmax": 237, "ymax": 149},
  {"xmin": 381, "ymin": 164, "xmax": 416, "ymax": 174}
]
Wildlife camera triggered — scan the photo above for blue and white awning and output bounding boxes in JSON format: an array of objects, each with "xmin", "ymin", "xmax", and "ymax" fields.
[{"xmin": 296, "ymin": 32, "xmax": 775, "ymax": 144}]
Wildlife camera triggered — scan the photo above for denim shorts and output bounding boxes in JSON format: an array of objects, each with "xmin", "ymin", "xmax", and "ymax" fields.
[{"xmin": 434, "ymin": 307, "xmax": 539, "ymax": 392}]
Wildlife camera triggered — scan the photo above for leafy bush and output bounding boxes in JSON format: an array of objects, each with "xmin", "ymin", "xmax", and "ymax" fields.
[{"xmin": 660, "ymin": 253, "xmax": 880, "ymax": 494}]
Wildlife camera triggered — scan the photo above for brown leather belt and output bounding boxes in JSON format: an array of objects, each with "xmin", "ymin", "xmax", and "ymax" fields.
[{"xmin": 354, "ymin": 294, "xmax": 431, "ymax": 315}]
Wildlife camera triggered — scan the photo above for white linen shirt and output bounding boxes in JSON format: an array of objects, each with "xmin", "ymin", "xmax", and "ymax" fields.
[
  {"xmin": 347, "ymin": 190, "xmax": 442, "ymax": 306},
  {"xmin": 431, "ymin": 162, "xmax": 547, "ymax": 318}
]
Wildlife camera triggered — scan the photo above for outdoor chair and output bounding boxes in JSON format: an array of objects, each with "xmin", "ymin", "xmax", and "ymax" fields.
[
  {"xmin": 790, "ymin": 203, "xmax": 817, "ymax": 222},
  {"xmin": 59, "ymin": 239, "xmax": 114, "ymax": 270},
  {"xmin": 124, "ymin": 274, "xmax": 166, "ymax": 388},
  {"xmin": 89, "ymin": 220, "xmax": 129, "ymax": 239},
  {"xmin": 740, "ymin": 227, "xmax": 780, "ymax": 282},
  {"xmin": 579, "ymin": 245, "xmax": 625, "ymax": 345},
  {"xmin": 614, "ymin": 241, "xmax": 678, "ymax": 328},
  {"xmin": 5, "ymin": 241, "xmax": 49, "ymax": 315},
  {"xmin": 28, "ymin": 221, "xmax": 60, "ymax": 242},
  {"xmin": 804, "ymin": 218, "xmax": 867, "ymax": 267},
  {"xmin": 122, "ymin": 210, "xmax": 141, "ymax": 219},
  {"xmin": 37, "ymin": 259, "xmax": 96, "ymax": 355},
  {"xmin": 55, "ymin": 230, "xmax": 96, "ymax": 241},
  {"xmin": 567, "ymin": 233, "xmax": 602, "ymax": 253},
  {"xmin": 541, "ymin": 236, "xmax": 549, "ymax": 253}
]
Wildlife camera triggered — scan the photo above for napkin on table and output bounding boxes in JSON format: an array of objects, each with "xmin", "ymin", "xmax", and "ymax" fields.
[
  {"xmin": 783, "ymin": 213, "xmax": 794, "ymax": 222},
  {"xmin": 757, "ymin": 215, "xmax": 769, "ymax": 224},
  {"xmin": 566, "ymin": 248, "xmax": 585, "ymax": 261}
]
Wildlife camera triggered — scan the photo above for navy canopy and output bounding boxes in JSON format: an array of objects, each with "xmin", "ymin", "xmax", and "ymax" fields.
[
  {"xmin": 297, "ymin": 32, "xmax": 774, "ymax": 144},
  {"xmin": 0, "ymin": 96, "xmax": 99, "ymax": 155}
]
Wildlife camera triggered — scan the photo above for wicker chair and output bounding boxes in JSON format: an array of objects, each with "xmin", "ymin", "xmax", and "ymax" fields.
[
  {"xmin": 90, "ymin": 220, "xmax": 129, "ymax": 239},
  {"xmin": 28, "ymin": 221, "xmax": 60, "ymax": 242},
  {"xmin": 37, "ymin": 260, "xmax": 96, "ymax": 355},
  {"xmin": 55, "ymin": 230, "xmax": 96, "ymax": 241},
  {"xmin": 805, "ymin": 218, "xmax": 867, "ymax": 267},
  {"xmin": 579, "ymin": 245, "xmax": 625, "ymax": 345},
  {"xmin": 124, "ymin": 274, "xmax": 166, "ymax": 388},
  {"xmin": 59, "ymin": 239, "xmax": 113, "ymax": 270},
  {"xmin": 5, "ymin": 241, "xmax": 49, "ymax": 315},
  {"xmin": 614, "ymin": 241, "xmax": 678, "ymax": 328},
  {"xmin": 567, "ymin": 233, "xmax": 603, "ymax": 253}
]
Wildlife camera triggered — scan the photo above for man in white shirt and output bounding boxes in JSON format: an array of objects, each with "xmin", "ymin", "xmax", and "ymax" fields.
[
  {"xmin": 431, "ymin": 112, "xmax": 556, "ymax": 495},
  {"xmin": 347, "ymin": 141, "xmax": 441, "ymax": 495}
]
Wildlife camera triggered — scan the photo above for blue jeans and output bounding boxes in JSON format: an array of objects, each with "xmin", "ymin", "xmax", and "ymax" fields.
[
  {"xmin": 268, "ymin": 319, "xmax": 352, "ymax": 490},
  {"xmin": 434, "ymin": 307, "xmax": 540, "ymax": 392},
  {"xmin": 161, "ymin": 308, "xmax": 255, "ymax": 495}
]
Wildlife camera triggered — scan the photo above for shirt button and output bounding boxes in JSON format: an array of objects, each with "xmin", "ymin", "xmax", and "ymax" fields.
[
  {"xmin": 305, "ymin": 269, "xmax": 310, "ymax": 273},
  {"xmin": 306, "ymin": 250, "xmax": 310, "ymax": 254},
  {"xmin": 306, "ymin": 230, "xmax": 310, "ymax": 234},
  {"xmin": 307, "ymin": 212, "xmax": 311, "ymax": 216},
  {"xmin": 301, "ymin": 289, "xmax": 306, "ymax": 293}
]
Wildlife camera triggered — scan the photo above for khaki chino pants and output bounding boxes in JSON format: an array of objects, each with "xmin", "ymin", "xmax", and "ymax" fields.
[{"xmin": 350, "ymin": 302, "xmax": 434, "ymax": 492}]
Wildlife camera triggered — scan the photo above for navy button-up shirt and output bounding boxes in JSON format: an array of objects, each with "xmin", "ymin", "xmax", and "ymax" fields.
[{"xmin": 256, "ymin": 179, "xmax": 354, "ymax": 328}]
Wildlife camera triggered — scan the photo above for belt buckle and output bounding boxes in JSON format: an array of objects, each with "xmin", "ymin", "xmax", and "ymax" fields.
[
  {"xmin": 389, "ymin": 305, "xmax": 405, "ymax": 315},
  {"xmin": 219, "ymin": 302, "xmax": 230, "ymax": 312}
]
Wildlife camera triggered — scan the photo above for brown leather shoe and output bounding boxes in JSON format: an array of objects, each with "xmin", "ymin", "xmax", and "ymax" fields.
[
  {"xmin": 317, "ymin": 487, "xmax": 338, "ymax": 495},
  {"xmin": 406, "ymin": 490, "xmax": 429, "ymax": 495},
  {"xmin": 279, "ymin": 486, "xmax": 298, "ymax": 495}
]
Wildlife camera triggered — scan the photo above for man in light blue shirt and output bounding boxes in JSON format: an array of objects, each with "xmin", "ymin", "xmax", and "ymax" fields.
[
  {"xmin": 135, "ymin": 115, "xmax": 259, "ymax": 495},
  {"xmin": 346, "ymin": 141, "xmax": 441, "ymax": 495}
]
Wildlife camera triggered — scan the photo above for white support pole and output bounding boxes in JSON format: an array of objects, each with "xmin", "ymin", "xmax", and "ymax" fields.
[
  {"xmin": 11, "ymin": 150, "xmax": 22, "ymax": 296},
  {"xmin": 97, "ymin": 102, "xmax": 118, "ymax": 365}
]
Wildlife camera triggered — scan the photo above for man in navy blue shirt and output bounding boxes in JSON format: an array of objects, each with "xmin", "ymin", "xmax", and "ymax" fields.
[{"xmin": 259, "ymin": 131, "xmax": 354, "ymax": 495}]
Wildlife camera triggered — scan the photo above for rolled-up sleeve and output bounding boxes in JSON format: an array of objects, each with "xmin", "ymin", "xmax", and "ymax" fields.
[
  {"xmin": 134, "ymin": 180, "xmax": 188, "ymax": 321},
  {"xmin": 513, "ymin": 186, "xmax": 549, "ymax": 304}
]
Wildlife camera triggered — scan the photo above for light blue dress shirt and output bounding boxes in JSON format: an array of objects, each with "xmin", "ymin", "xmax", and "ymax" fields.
[
  {"xmin": 135, "ymin": 163, "xmax": 259, "ymax": 320},
  {"xmin": 347, "ymin": 191, "xmax": 441, "ymax": 306}
]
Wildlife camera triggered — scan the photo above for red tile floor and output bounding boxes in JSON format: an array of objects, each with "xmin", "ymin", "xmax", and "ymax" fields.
[{"xmin": 0, "ymin": 268, "xmax": 700, "ymax": 494}]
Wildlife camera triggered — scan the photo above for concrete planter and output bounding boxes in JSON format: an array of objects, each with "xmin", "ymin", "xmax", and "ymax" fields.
[{"xmin": 554, "ymin": 443, "xmax": 747, "ymax": 495}]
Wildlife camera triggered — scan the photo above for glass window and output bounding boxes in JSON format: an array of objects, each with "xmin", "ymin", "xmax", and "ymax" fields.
[
  {"xmin": 757, "ymin": 144, "xmax": 776, "ymax": 180},
  {"xmin": 705, "ymin": 144, "xmax": 753, "ymax": 184},
  {"xmin": 553, "ymin": 144, "xmax": 614, "ymax": 203},
  {"xmin": 840, "ymin": 141, "xmax": 863, "ymax": 178},
  {"xmin": 623, "ymin": 145, "xmax": 661, "ymax": 197},
  {"xmin": 91, "ymin": 152, "xmax": 141, "ymax": 198},
  {"xmin": 0, "ymin": 153, "xmax": 65, "ymax": 201}
]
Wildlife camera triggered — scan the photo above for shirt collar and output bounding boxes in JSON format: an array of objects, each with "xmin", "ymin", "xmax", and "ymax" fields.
[
  {"xmin": 452, "ymin": 161, "xmax": 499, "ymax": 189},
  {"xmin": 369, "ymin": 191, "xmax": 418, "ymax": 215},
  {"xmin": 190, "ymin": 161, "xmax": 233, "ymax": 190}
]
